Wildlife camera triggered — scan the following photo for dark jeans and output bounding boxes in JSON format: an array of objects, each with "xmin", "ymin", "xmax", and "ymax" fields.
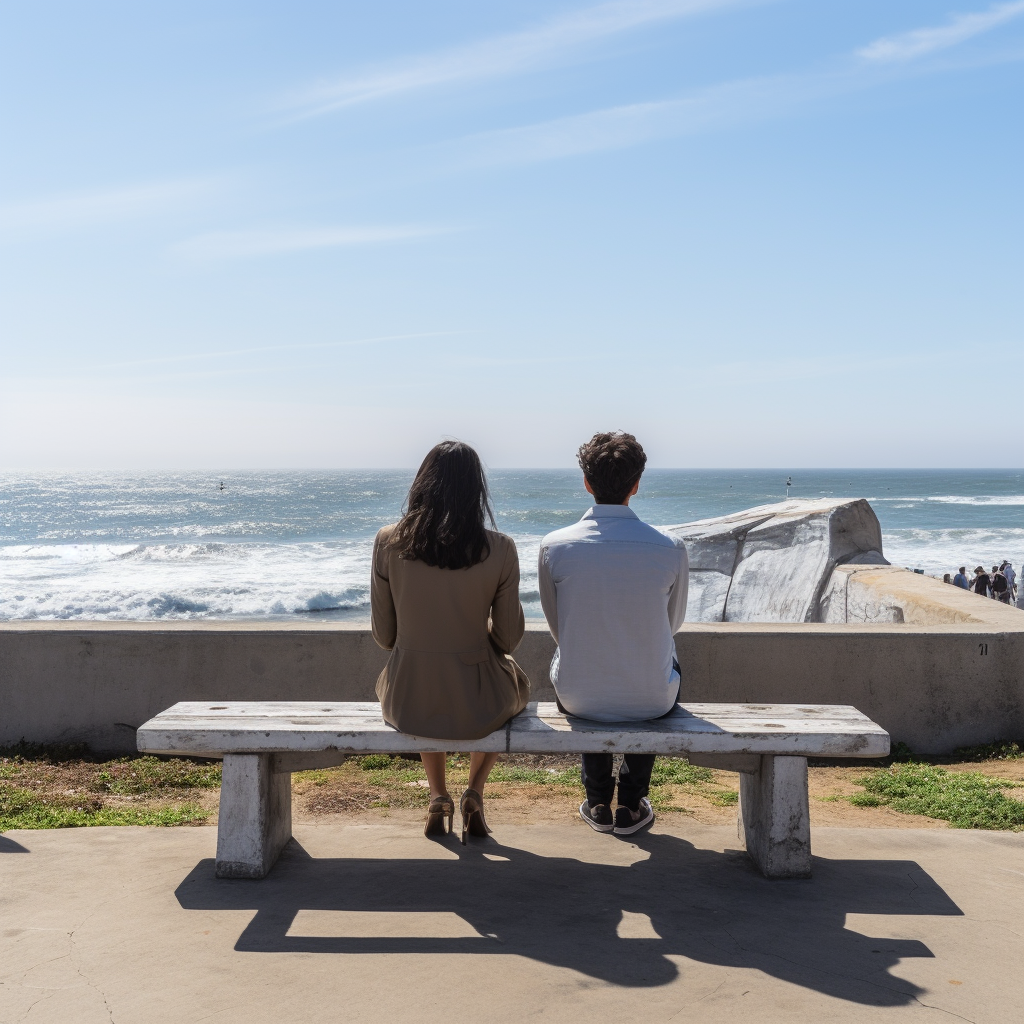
[
  {"xmin": 581, "ymin": 753, "xmax": 655, "ymax": 811},
  {"xmin": 575, "ymin": 657, "xmax": 681, "ymax": 812}
]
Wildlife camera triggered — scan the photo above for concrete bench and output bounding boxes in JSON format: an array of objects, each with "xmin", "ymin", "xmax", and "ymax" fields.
[{"xmin": 136, "ymin": 700, "xmax": 889, "ymax": 880}]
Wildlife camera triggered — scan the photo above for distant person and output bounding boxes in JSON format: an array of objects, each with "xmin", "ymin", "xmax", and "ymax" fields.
[
  {"xmin": 991, "ymin": 566, "xmax": 1010, "ymax": 603},
  {"xmin": 370, "ymin": 441, "xmax": 530, "ymax": 843},
  {"xmin": 1001, "ymin": 561, "xmax": 1016, "ymax": 601},
  {"xmin": 972, "ymin": 566, "xmax": 991, "ymax": 597},
  {"xmin": 943, "ymin": 573, "xmax": 952, "ymax": 585},
  {"xmin": 953, "ymin": 566, "xmax": 970, "ymax": 590},
  {"xmin": 539, "ymin": 431, "xmax": 688, "ymax": 837}
]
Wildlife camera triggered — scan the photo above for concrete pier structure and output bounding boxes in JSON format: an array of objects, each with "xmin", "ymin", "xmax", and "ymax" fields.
[{"xmin": 1, "ymin": 566, "xmax": 1021, "ymax": 755}]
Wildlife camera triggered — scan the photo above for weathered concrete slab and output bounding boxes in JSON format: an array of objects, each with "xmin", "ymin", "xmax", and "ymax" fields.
[
  {"xmin": 137, "ymin": 700, "xmax": 890, "ymax": 759},
  {"xmin": 822, "ymin": 565, "xmax": 1024, "ymax": 626},
  {"xmin": 2, "ymin": 822, "xmax": 1023, "ymax": 1023}
]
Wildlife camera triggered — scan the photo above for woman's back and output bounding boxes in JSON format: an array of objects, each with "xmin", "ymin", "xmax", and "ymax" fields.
[
  {"xmin": 373, "ymin": 526, "xmax": 521, "ymax": 653},
  {"xmin": 371, "ymin": 524, "xmax": 529, "ymax": 740}
]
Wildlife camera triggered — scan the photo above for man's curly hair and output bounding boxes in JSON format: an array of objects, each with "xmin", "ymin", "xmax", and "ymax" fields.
[{"xmin": 577, "ymin": 431, "xmax": 647, "ymax": 505}]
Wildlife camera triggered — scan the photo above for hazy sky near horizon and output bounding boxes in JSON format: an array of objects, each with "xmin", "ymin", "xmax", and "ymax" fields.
[{"xmin": 1, "ymin": 1, "xmax": 1022, "ymax": 469}]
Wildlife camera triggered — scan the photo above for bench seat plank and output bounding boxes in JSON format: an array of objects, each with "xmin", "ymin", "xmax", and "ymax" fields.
[
  {"xmin": 510, "ymin": 703, "xmax": 888, "ymax": 757},
  {"xmin": 137, "ymin": 700, "xmax": 888, "ymax": 759}
]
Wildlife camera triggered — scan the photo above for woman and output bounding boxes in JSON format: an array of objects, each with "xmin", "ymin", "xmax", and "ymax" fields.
[{"xmin": 371, "ymin": 441, "xmax": 530, "ymax": 843}]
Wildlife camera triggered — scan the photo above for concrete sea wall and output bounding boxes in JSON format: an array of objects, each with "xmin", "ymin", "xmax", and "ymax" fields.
[{"xmin": 3, "ymin": 598, "xmax": 1023, "ymax": 756}]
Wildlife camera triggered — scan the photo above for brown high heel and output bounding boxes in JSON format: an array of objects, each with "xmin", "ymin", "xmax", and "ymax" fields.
[
  {"xmin": 460, "ymin": 788, "xmax": 492, "ymax": 845},
  {"xmin": 424, "ymin": 794, "xmax": 454, "ymax": 837}
]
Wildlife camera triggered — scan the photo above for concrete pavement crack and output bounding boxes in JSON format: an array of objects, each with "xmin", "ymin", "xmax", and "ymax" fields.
[
  {"xmin": 16, "ymin": 991, "xmax": 53, "ymax": 1023},
  {"xmin": 67, "ymin": 926, "xmax": 114, "ymax": 1024},
  {"xmin": 907, "ymin": 996, "xmax": 976, "ymax": 1023}
]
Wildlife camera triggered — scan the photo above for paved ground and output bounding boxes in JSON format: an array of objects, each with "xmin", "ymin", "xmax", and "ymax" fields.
[{"xmin": 2, "ymin": 821, "xmax": 1022, "ymax": 1023}]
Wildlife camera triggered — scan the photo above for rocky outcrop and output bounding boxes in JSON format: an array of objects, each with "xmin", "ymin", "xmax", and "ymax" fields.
[{"xmin": 662, "ymin": 498, "xmax": 889, "ymax": 623}]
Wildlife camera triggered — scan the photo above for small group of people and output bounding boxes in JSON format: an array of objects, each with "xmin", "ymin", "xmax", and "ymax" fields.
[
  {"xmin": 946, "ymin": 562, "xmax": 1017, "ymax": 604},
  {"xmin": 370, "ymin": 431, "xmax": 687, "ymax": 843}
]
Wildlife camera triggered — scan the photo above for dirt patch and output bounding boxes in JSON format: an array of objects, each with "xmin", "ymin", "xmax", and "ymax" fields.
[
  {"xmin": 5, "ymin": 750, "xmax": 1021, "ymax": 833},
  {"xmin": 290, "ymin": 756, "xmax": 959, "ymax": 831}
]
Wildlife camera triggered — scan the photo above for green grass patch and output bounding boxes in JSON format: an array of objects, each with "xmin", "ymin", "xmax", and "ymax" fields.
[
  {"xmin": 94, "ymin": 756, "xmax": 221, "ymax": 794},
  {"xmin": 851, "ymin": 764, "xmax": 1024, "ymax": 830},
  {"xmin": 651, "ymin": 759, "xmax": 715, "ymax": 786},
  {"xmin": 953, "ymin": 740, "xmax": 1024, "ymax": 762},
  {"xmin": 706, "ymin": 788, "xmax": 739, "ymax": 806},
  {"xmin": 0, "ymin": 785, "xmax": 209, "ymax": 830}
]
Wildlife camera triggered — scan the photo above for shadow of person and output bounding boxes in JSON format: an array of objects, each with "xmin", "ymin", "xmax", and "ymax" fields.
[
  {"xmin": 175, "ymin": 831, "xmax": 961, "ymax": 1005},
  {"xmin": 0, "ymin": 835, "xmax": 30, "ymax": 853}
]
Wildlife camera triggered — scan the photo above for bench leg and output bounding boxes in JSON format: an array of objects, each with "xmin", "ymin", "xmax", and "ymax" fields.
[
  {"xmin": 737, "ymin": 755, "xmax": 811, "ymax": 879},
  {"xmin": 216, "ymin": 754, "xmax": 292, "ymax": 879}
]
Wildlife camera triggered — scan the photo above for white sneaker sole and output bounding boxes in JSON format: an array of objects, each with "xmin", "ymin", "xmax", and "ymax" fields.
[
  {"xmin": 579, "ymin": 801, "xmax": 615, "ymax": 833},
  {"xmin": 613, "ymin": 800, "xmax": 655, "ymax": 835}
]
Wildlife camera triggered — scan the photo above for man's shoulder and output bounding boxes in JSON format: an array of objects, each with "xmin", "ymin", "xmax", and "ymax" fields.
[
  {"xmin": 540, "ymin": 520, "xmax": 591, "ymax": 551},
  {"xmin": 630, "ymin": 519, "xmax": 682, "ymax": 548}
]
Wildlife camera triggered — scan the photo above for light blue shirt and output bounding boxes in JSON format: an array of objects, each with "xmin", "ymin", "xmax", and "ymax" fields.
[{"xmin": 538, "ymin": 504, "xmax": 689, "ymax": 722}]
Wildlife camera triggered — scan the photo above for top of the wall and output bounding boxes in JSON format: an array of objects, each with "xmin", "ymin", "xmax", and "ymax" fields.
[{"xmin": 824, "ymin": 565, "xmax": 1024, "ymax": 628}]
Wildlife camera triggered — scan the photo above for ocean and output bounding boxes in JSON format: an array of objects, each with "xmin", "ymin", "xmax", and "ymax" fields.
[{"xmin": 1, "ymin": 469, "xmax": 1022, "ymax": 622}]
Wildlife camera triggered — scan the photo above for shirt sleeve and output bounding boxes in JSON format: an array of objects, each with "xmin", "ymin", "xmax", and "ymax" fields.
[
  {"xmin": 667, "ymin": 543, "xmax": 689, "ymax": 634},
  {"xmin": 370, "ymin": 528, "xmax": 397, "ymax": 651},
  {"xmin": 489, "ymin": 538, "xmax": 525, "ymax": 654},
  {"xmin": 538, "ymin": 540, "xmax": 559, "ymax": 644}
]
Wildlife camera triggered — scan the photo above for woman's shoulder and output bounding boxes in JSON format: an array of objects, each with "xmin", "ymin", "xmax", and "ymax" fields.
[
  {"xmin": 485, "ymin": 529, "xmax": 518, "ymax": 556},
  {"xmin": 375, "ymin": 523, "xmax": 400, "ymax": 547}
]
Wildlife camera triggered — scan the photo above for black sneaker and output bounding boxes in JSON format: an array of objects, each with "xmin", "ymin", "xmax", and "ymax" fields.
[
  {"xmin": 579, "ymin": 801, "xmax": 614, "ymax": 833},
  {"xmin": 613, "ymin": 798, "xmax": 654, "ymax": 836}
]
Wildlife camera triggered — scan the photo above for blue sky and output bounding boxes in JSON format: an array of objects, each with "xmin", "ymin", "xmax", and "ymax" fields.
[{"xmin": 1, "ymin": 0, "xmax": 1021, "ymax": 469}]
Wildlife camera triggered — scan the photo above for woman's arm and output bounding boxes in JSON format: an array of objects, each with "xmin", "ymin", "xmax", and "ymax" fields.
[
  {"xmin": 489, "ymin": 537, "xmax": 526, "ymax": 655},
  {"xmin": 370, "ymin": 528, "xmax": 398, "ymax": 651}
]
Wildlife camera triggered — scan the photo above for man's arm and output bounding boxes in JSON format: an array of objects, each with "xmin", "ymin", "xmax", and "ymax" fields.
[
  {"xmin": 538, "ymin": 542, "xmax": 560, "ymax": 645},
  {"xmin": 666, "ymin": 544, "xmax": 689, "ymax": 634}
]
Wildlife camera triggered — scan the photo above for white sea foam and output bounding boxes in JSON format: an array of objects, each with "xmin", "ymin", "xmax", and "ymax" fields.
[
  {"xmin": 924, "ymin": 495, "xmax": 1024, "ymax": 506},
  {"xmin": 882, "ymin": 528, "xmax": 1024, "ymax": 576},
  {"xmin": 0, "ymin": 534, "xmax": 553, "ymax": 622},
  {"xmin": 0, "ymin": 541, "xmax": 373, "ymax": 621}
]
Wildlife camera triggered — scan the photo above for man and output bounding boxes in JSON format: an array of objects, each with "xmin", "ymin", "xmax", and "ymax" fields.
[
  {"xmin": 972, "ymin": 566, "xmax": 991, "ymax": 598},
  {"xmin": 952, "ymin": 566, "xmax": 970, "ymax": 590},
  {"xmin": 991, "ymin": 565, "xmax": 1009, "ymax": 603},
  {"xmin": 538, "ymin": 432, "xmax": 688, "ymax": 836}
]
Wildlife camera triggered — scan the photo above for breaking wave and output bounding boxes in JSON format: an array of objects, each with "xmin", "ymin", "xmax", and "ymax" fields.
[{"xmin": 0, "ymin": 541, "xmax": 373, "ymax": 622}]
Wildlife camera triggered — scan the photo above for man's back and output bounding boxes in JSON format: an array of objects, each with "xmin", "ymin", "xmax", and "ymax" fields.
[{"xmin": 539, "ymin": 505, "xmax": 688, "ymax": 721}]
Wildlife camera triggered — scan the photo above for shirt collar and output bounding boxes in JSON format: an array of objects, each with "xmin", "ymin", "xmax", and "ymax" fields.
[{"xmin": 582, "ymin": 504, "xmax": 639, "ymax": 521}]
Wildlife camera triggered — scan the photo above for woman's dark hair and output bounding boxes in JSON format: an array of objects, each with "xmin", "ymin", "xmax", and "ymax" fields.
[
  {"xmin": 392, "ymin": 441, "xmax": 495, "ymax": 569},
  {"xmin": 577, "ymin": 431, "xmax": 647, "ymax": 505}
]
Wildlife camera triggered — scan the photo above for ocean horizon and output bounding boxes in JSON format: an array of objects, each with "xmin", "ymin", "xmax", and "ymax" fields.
[{"xmin": 2, "ymin": 469, "xmax": 1022, "ymax": 623}]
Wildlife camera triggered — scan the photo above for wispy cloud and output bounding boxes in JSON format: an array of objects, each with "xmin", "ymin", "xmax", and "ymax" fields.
[
  {"xmin": 452, "ymin": 4, "xmax": 1024, "ymax": 168},
  {"xmin": 0, "ymin": 179, "xmax": 215, "ymax": 234},
  {"xmin": 278, "ymin": 0, "xmax": 757, "ymax": 119},
  {"xmin": 857, "ymin": 1, "xmax": 1024, "ymax": 63},
  {"xmin": 101, "ymin": 332, "xmax": 460, "ymax": 370},
  {"xmin": 173, "ymin": 223, "xmax": 455, "ymax": 260},
  {"xmin": 457, "ymin": 72, "xmax": 835, "ymax": 165}
]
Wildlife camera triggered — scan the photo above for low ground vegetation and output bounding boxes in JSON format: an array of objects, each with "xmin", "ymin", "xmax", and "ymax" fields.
[{"xmin": 2, "ymin": 742, "xmax": 1022, "ymax": 833}]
